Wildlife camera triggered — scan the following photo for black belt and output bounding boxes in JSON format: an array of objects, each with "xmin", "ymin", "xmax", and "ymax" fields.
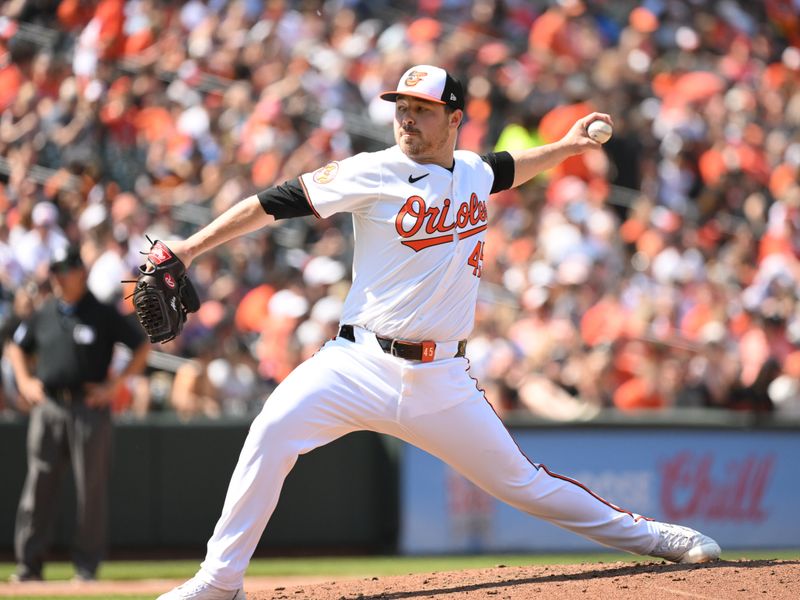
[
  {"xmin": 45, "ymin": 385, "xmax": 85, "ymax": 405},
  {"xmin": 338, "ymin": 325, "xmax": 466, "ymax": 362}
]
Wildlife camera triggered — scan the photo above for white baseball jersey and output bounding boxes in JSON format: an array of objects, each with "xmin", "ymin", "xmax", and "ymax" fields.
[{"xmin": 299, "ymin": 145, "xmax": 493, "ymax": 342}]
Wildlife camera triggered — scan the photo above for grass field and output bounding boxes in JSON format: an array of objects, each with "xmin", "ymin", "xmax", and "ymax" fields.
[{"xmin": 2, "ymin": 550, "xmax": 798, "ymax": 600}]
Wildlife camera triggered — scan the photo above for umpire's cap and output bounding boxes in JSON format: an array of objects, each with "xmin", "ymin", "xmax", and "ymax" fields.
[
  {"xmin": 49, "ymin": 245, "xmax": 84, "ymax": 273},
  {"xmin": 380, "ymin": 65, "xmax": 465, "ymax": 111}
]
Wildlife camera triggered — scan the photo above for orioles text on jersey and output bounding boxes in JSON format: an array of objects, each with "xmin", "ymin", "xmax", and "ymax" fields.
[{"xmin": 394, "ymin": 192, "xmax": 488, "ymax": 252}]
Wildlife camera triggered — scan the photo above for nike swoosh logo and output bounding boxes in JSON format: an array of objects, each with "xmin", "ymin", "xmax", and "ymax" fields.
[{"xmin": 408, "ymin": 173, "xmax": 429, "ymax": 184}]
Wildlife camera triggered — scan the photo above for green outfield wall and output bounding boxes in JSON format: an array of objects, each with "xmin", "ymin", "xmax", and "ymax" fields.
[{"xmin": 0, "ymin": 415, "xmax": 399, "ymax": 556}]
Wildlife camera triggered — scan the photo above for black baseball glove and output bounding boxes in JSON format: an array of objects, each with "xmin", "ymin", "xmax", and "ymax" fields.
[{"xmin": 131, "ymin": 239, "xmax": 200, "ymax": 343}]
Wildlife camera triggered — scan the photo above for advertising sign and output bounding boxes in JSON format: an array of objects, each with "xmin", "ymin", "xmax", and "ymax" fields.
[{"xmin": 399, "ymin": 428, "xmax": 799, "ymax": 553}]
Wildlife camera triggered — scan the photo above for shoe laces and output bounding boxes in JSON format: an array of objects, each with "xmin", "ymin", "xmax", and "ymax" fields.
[
  {"xmin": 175, "ymin": 577, "xmax": 215, "ymax": 596},
  {"xmin": 654, "ymin": 523, "xmax": 698, "ymax": 555},
  {"xmin": 173, "ymin": 577, "xmax": 238, "ymax": 600}
]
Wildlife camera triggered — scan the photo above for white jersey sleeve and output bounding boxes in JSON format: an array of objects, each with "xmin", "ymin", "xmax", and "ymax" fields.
[{"xmin": 299, "ymin": 152, "xmax": 381, "ymax": 219}]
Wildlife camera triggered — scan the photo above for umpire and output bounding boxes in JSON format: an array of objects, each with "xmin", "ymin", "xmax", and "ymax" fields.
[{"xmin": 6, "ymin": 244, "xmax": 150, "ymax": 582}]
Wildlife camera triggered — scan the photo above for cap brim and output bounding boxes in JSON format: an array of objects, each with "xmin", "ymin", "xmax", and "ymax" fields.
[{"xmin": 380, "ymin": 90, "xmax": 446, "ymax": 104}]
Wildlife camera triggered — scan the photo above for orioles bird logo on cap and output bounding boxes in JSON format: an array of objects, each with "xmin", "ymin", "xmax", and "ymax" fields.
[{"xmin": 404, "ymin": 70, "xmax": 428, "ymax": 86}]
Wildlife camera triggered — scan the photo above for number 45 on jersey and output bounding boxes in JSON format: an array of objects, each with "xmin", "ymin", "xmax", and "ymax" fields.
[{"xmin": 468, "ymin": 241, "xmax": 485, "ymax": 278}]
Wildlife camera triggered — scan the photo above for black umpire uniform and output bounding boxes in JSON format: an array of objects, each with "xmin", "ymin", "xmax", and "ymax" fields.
[{"xmin": 6, "ymin": 245, "xmax": 149, "ymax": 582}]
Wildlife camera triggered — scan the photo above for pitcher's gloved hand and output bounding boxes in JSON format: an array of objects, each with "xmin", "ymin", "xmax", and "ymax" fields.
[{"xmin": 131, "ymin": 239, "xmax": 200, "ymax": 343}]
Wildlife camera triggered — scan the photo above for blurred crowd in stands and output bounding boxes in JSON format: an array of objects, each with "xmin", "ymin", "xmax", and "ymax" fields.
[{"xmin": 1, "ymin": 0, "xmax": 800, "ymax": 420}]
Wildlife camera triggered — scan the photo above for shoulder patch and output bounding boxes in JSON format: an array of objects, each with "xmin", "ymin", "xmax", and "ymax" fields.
[{"xmin": 313, "ymin": 161, "xmax": 339, "ymax": 184}]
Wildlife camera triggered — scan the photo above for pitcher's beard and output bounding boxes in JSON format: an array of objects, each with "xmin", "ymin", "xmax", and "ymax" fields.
[
  {"xmin": 399, "ymin": 136, "xmax": 424, "ymax": 156},
  {"xmin": 396, "ymin": 124, "xmax": 452, "ymax": 162}
]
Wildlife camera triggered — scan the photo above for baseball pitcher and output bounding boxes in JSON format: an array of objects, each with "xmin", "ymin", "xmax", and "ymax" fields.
[{"xmin": 152, "ymin": 65, "xmax": 720, "ymax": 600}]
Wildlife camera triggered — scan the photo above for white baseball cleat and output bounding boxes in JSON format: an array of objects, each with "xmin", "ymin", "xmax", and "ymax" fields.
[
  {"xmin": 156, "ymin": 576, "xmax": 246, "ymax": 600},
  {"xmin": 650, "ymin": 522, "xmax": 721, "ymax": 564}
]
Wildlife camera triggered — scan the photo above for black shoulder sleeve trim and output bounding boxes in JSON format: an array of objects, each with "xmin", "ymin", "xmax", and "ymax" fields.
[
  {"xmin": 257, "ymin": 178, "xmax": 317, "ymax": 220},
  {"xmin": 481, "ymin": 151, "xmax": 515, "ymax": 194}
]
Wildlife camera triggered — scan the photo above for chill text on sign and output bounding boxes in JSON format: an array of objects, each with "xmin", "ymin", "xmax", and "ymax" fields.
[{"xmin": 660, "ymin": 451, "xmax": 774, "ymax": 522}]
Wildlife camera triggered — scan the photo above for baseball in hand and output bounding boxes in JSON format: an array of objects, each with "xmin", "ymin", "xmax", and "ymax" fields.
[{"xmin": 587, "ymin": 120, "xmax": 613, "ymax": 144}]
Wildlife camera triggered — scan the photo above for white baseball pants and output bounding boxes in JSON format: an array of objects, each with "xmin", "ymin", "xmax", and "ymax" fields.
[{"xmin": 198, "ymin": 328, "xmax": 660, "ymax": 590}]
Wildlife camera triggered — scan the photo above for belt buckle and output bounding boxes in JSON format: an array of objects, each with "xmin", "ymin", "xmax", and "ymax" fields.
[{"xmin": 421, "ymin": 341, "xmax": 435, "ymax": 363}]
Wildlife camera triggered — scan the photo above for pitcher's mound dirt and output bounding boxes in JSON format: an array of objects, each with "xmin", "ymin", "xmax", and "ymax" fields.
[
  {"xmin": 1, "ymin": 559, "xmax": 797, "ymax": 599},
  {"xmin": 0, "ymin": 576, "xmax": 335, "ymax": 597},
  {"xmin": 250, "ymin": 559, "xmax": 799, "ymax": 600}
]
